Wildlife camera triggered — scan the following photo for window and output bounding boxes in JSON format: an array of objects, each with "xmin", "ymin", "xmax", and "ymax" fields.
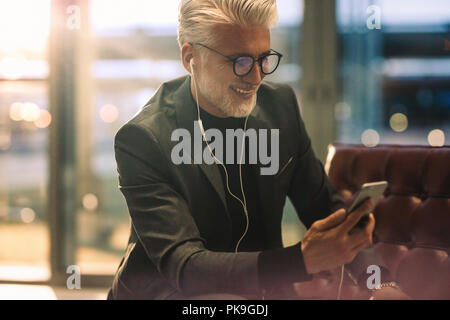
[
  {"xmin": 0, "ymin": 0, "xmax": 306, "ymax": 280},
  {"xmin": 336, "ymin": 0, "xmax": 450, "ymax": 146},
  {"xmin": 0, "ymin": 0, "xmax": 51, "ymax": 281}
]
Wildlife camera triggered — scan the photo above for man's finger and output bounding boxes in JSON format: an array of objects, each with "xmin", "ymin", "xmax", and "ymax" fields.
[
  {"xmin": 348, "ymin": 213, "xmax": 375, "ymax": 252},
  {"xmin": 351, "ymin": 239, "xmax": 372, "ymax": 254},
  {"xmin": 349, "ymin": 213, "xmax": 375, "ymax": 239},
  {"xmin": 341, "ymin": 198, "xmax": 374, "ymax": 233},
  {"xmin": 365, "ymin": 213, "xmax": 375, "ymax": 243},
  {"xmin": 314, "ymin": 209, "xmax": 346, "ymax": 231}
]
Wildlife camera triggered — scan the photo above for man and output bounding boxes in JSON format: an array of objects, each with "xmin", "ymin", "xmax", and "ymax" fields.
[{"xmin": 108, "ymin": 0, "xmax": 404, "ymax": 300}]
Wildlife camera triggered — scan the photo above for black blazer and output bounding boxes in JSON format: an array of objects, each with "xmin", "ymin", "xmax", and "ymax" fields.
[{"xmin": 108, "ymin": 75, "xmax": 346, "ymax": 299}]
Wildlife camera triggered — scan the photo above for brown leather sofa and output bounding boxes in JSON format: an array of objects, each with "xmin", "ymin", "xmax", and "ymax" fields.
[{"xmin": 295, "ymin": 143, "xmax": 450, "ymax": 299}]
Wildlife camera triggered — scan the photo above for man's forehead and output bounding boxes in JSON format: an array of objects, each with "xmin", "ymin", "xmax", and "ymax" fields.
[{"xmin": 212, "ymin": 24, "xmax": 271, "ymax": 56}]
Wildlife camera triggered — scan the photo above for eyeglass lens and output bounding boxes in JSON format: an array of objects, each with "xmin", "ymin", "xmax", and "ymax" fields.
[{"xmin": 234, "ymin": 54, "xmax": 280, "ymax": 76}]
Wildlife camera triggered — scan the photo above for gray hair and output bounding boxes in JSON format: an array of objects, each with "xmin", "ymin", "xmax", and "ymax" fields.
[{"xmin": 177, "ymin": 0, "xmax": 278, "ymax": 49}]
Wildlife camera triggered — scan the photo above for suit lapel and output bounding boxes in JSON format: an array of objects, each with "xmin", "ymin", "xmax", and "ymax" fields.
[
  {"xmin": 174, "ymin": 77, "xmax": 229, "ymax": 218},
  {"xmin": 246, "ymin": 102, "xmax": 276, "ymax": 239}
]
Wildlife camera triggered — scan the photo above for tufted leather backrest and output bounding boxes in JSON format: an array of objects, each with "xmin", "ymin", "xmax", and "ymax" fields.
[{"xmin": 326, "ymin": 143, "xmax": 450, "ymax": 299}]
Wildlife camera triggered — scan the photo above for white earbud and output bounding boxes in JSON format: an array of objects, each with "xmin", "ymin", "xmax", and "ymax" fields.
[
  {"xmin": 190, "ymin": 58, "xmax": 194, "ymax": 75},
  {"xmin": 190, "ymin": 58, "xmax": 205, "ymax": 137}
]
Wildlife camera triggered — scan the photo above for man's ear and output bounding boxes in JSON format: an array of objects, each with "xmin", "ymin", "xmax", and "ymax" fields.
[{"xmin": 181, "ymin": 43, "xmax": 195, "ymax": 74}]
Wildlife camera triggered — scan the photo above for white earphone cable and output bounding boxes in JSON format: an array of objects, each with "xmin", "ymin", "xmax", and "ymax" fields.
[
  {"xmin": 191, "ymin": 60, "xmax": 249, "ymax": 253},
  {"xmin": 337, "ymin": 264, "xmax": 344, "ymax": 300}
]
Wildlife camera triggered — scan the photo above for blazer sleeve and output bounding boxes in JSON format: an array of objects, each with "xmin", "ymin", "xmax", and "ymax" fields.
[
  {"xmin": 114, "ymin": 122, "xmax": 261, "ymax": 297},
  {"xmin": 284, "ymin": 88, "xmax": 388, "ymax": 281}
]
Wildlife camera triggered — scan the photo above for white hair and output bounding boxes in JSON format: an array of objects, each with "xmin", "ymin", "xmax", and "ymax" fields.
[{"xmin": 177, "ymin": 0, "xmax": 278, "ymax": 49}]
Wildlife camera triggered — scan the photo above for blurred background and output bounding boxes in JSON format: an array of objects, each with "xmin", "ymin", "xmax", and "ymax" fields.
[{"xmin": 0, "ymin": 0, "xmax": 448, "ymax": 299}]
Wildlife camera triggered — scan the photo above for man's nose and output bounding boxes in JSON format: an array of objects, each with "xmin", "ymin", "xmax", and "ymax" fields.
[{"xmin": 242, "ymin": 61, "xmax": 264, "ymax": 85}]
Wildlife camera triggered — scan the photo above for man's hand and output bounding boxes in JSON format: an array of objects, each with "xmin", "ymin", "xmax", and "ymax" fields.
[{"xmin": 301, "ymin": 199, "xmax": 375, "ymax": 275}]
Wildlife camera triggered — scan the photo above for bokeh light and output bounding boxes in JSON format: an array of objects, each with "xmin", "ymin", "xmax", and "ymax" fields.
[
  {"xmin": 20, "ymin": 208, "xmax": 36, "ymax": 224},
  {"xmin": 361, "ymin": 129, "xmax": 380, "ymax": 147},
  {"xmin": 21, "ymin": 103, "xmax": 40, "ymax": 122},
  {"xmin": 34, "ymin": 109, "xmax": 52, "ymax": 128},
  {"xmin": 389, "ymin": 113, "xmax": 408, "ymax": 132},
  {"xmin": 82, "ymin": 193, "xmax": 98, "ymax": 211},
  {"xmin": 99, "ymin": 104, "xmax": 119, "ymax": 123},
  {"xmin": 427, "ymin": 129, "xmax": 445, "ymax": 147},
  {"xmin": 9, "ymin": 102, "xmax": 23, "ymax": 121}
]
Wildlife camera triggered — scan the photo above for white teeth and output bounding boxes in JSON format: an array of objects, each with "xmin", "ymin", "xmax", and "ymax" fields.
[{"xmin": 233, "ymin": 87, "xmax": 253, "ymax": 94}]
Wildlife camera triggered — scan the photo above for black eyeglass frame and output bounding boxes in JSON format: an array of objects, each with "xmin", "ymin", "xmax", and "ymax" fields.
[{"xmin": 189, "ymin": 42, "xmax": 283, "ymax": 77}]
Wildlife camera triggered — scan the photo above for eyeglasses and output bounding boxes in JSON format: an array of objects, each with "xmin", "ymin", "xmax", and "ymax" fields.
[{"xmin": 189, "ymin": 42, "xmax": 283, "ymax": 77}]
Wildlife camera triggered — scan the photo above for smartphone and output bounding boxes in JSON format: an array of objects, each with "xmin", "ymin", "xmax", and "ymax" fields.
[{"xmin": 347, "ymin": 181, "xmax": 388, "ymax": 231}]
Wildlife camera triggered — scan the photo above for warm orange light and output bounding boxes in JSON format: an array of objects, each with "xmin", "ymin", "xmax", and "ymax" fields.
[
  {"xmin": 34, "ymin": 109, "xmax": 52, "ymax": 128},
  {"xmin": 9, "ymin": 102, "xmax": 23, "ymax": 121},
  {"xmin": 21, "ymin": 102, "xmax": 40, "ymax": 122}
]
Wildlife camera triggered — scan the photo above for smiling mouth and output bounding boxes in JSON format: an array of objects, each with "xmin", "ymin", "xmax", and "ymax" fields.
[{"xmin": 230, "ymin": 85, "xmax": 256, "ymax": 97}]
